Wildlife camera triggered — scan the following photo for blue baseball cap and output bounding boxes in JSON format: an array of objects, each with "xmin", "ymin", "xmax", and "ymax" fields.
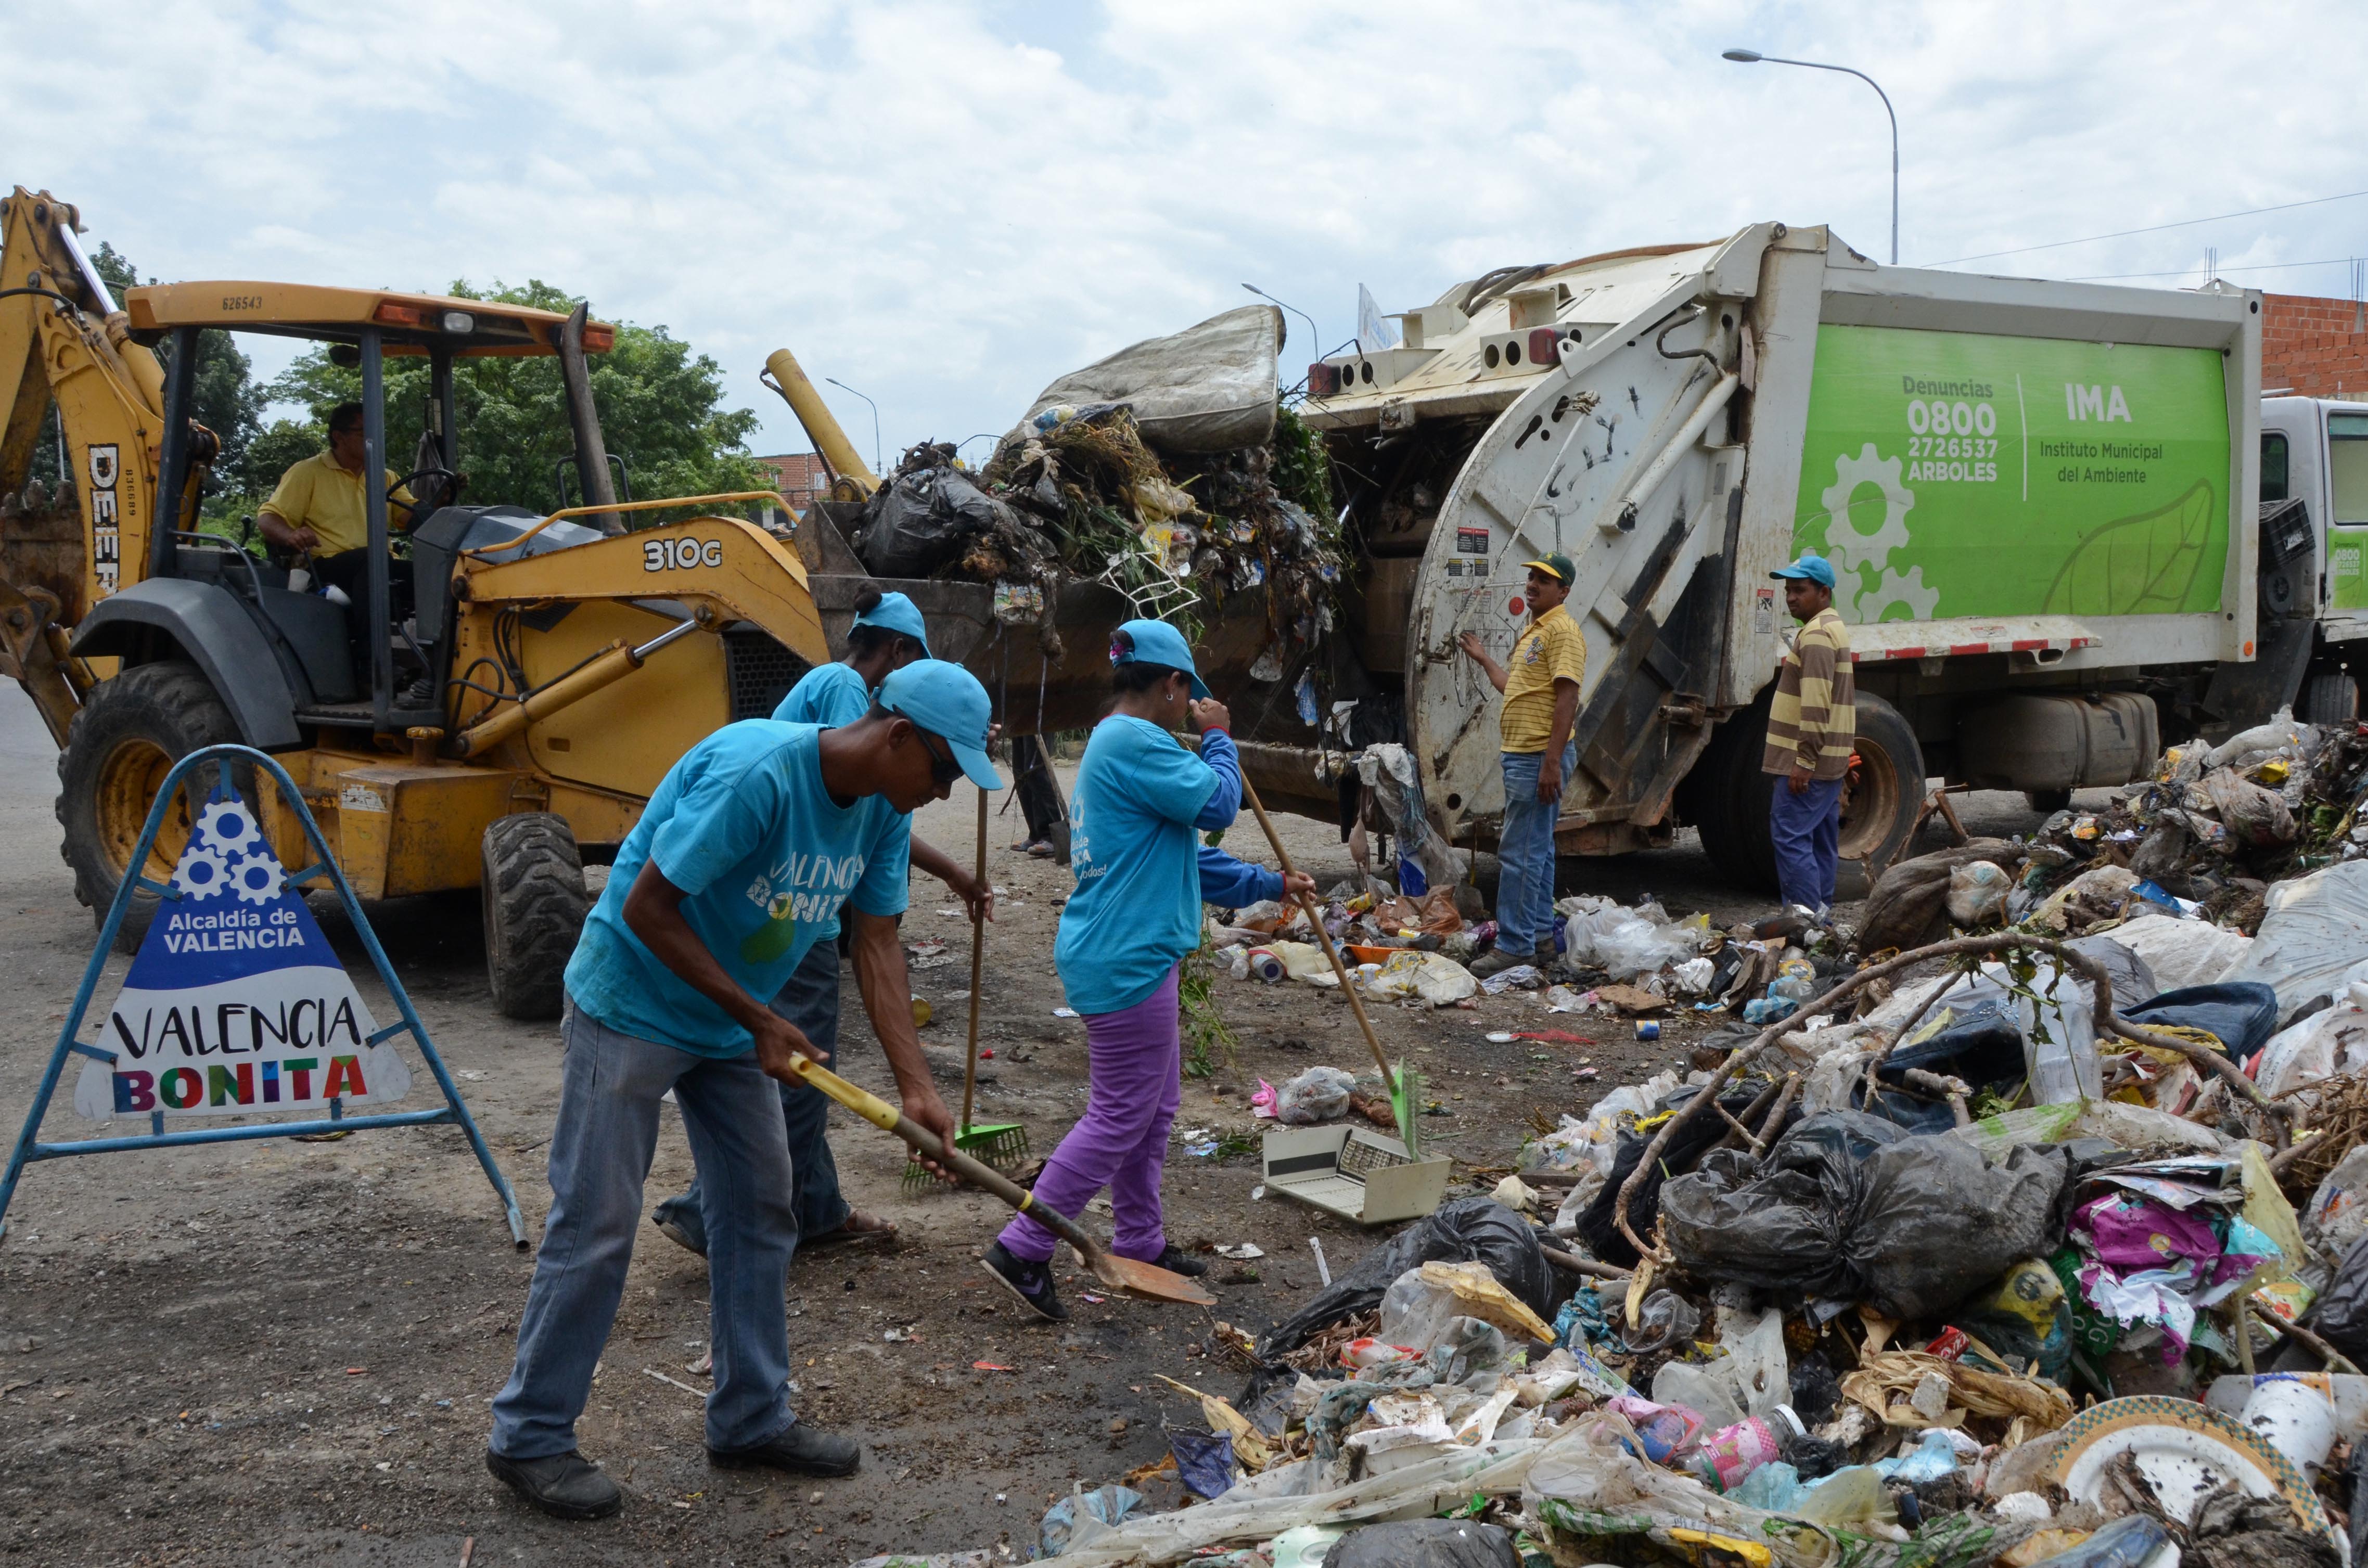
[
  {"xmin": 1112, "ymin": 618, "xmax": 1211, "ymax": 700},
  {"xmin": 877, "ymin": 660, "xmax": 1003, "ymax": 789},
  {"xmin": 1770, "ymin": 554, "xmax": 1837, "ymax": 589},
  {"xmin": 852, "ymin": 590, "xmax": 931, "ymax": 654}
]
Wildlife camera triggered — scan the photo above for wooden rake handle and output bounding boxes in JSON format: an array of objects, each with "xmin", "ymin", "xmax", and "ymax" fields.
[
  {"xmin": 779, "ymin": 1052, "xmax": 1104, "ymax": 1263},
  {"xmin": 962, "ymin": 785, "xmax": 987, "ymax": 1132},
  {"xmin": 1236, "ymin": 770, "xmax": 1397, "ymax": 1092}
]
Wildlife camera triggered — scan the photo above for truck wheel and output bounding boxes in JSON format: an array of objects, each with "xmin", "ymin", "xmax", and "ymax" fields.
[
  {"xmin": 1687, "ymin": 700, "xmax": 1777, "ymax": 895},
  {"xmin": 1687, "ymin": 692, "xmax": 1925, "ymax": 900},
  {"xmin": 2024, "ymin": 789, "xmax": 2073, "ymax": 814},
  {"xmin": 1838, "ymin": 695, "xmax": 1926, "ymax": 896},
  {"xmin": 56, "ymin": 660, "xmax": 247, "ymax": 953},
  {"xmin": 2299, "ymin": 671, "xmax": 2360, "ymax": 726},
  {"xmin": 481, "ymin": 813, "xmax": 590, "ymax": 1020}
]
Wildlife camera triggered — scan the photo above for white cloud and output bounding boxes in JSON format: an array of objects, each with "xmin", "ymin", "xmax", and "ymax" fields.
[{"xmin": 9, "ymin": 0, "xmax": 2364, "ymax": 473}]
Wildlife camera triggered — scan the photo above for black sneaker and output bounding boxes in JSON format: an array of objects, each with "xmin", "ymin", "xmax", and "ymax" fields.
[
  {"xmin": 981, "ymin": 1240, "xmax": 1069, "ymax": 1321},
  {"xmin": 1150, "ymin": 1245, "xmax": 1210, "ymax": 1278},
  {"xmin": 485, "ymin": 1448, "xmax": 622, "ymax": 1521},
  {"xmin": 708, "ymin": 1420, "xmax": 860, "ymax": 1477}
]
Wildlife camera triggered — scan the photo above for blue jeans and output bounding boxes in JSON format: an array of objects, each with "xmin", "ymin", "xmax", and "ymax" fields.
[
  {"xmin": 1769, "ymin": 773, "xmax": 1845, "ymax": 911},
  {"xmin": 652, "ymin": 939, "xmax": 846, "ymax": 1252},
  {"xmin": 1497, "ymin": 744, "xmax": 1575, "ymax": 953},
  {"xmin": 490, "ymin": 1003, "xmax": 798, "ymax": 1459}
]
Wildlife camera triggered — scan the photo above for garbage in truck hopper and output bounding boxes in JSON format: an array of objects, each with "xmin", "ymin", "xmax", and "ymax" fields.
[{"xmin": 844, "ymin": 304, "xmax": 1345, "ymax": 664}]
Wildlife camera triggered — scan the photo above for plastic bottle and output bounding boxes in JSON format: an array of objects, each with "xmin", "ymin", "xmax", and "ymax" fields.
[
  {"xmin": 1686, "ymin": 1417, "xmax": 1785, "ymax": 1493},
  {"xmin": 1246, "ymin": 947, "xmax": 1285, "ymax": 984}
]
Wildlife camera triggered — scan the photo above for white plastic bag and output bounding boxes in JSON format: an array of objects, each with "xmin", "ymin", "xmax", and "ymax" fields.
[
  {"xmin": 2096, "ymin": 911, "xmax": 2254, "ymax": 993},
  {"xmin": 1947, "ymin": 860, "xmax": 2011, "ymax": 928},
  {"xmin": 1560, "ymin": 897, "xmax": 1630, "ymax": 967},
  {"xmin": 2219, "ymin": 862, "xmax": 2368, "ymax": 1025},
  {"xmin": 1597, "ymin": 914, "xmax": 1704, "ymax": 980},
  {"xmin": 2307, "ymin": 1146, "xmax": 2368, "ymax": 1261},
  {"xmin": 1277, "ymin": 1065, "xmax": 1355, "ymax": 1125}
]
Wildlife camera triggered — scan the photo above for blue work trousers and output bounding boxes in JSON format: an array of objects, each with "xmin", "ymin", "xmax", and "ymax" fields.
[
  {"xmin": 652, "ymin": 938, "xmax": 847, "ymax": 1252},
  {"xmin": 1496, "ymin": 743, "xmax": 1575, "ymax": 954},
  {"xmin": 489, "ymin": 1003, "xmax": 798, "ymax": 1459},
  {"xmin": 1769, "ymin": 773, "xmax": 1845, "ymax": 912}
]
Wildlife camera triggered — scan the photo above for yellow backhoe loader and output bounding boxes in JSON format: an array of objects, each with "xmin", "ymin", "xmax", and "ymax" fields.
[{"xmin": 0, "ymin": 187, "xmax": 829, "ymax": 1017}]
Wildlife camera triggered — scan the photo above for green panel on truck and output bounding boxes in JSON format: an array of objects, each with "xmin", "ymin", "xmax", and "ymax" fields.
[{"xmin": 1790, "ymin": 324, "xmax": 2232, "ymax": 625}]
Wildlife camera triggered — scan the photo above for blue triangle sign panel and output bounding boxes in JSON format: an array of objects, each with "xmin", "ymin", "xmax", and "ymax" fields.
[{"xmin": 71, "ymin": 790, "xmax": 414, "ymax": 1121}]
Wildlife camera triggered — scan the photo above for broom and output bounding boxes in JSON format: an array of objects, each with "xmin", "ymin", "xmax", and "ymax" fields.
[{"xmin": 906, "ymin": 785, "xmax": 1028, "ymax": 1192}]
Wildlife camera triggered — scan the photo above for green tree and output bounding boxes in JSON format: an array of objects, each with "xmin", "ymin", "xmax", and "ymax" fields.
[
  {"xmin": 24, "ymin": 241, "xmax": 264, "ymax": 505},
  {"xmin": 263, "ymin": 279, "xmax": 766, "ymax": 525}
]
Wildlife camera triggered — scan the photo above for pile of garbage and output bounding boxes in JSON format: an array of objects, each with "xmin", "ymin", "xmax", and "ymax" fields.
[
  {"xmin": 1867, "ymin": 710, "xmax": 2368, "ymax": 955},
  {"xmin": 846, "ymin": 305, "xmax": 1344, "ymax": 656},
  {"xmin": 865, "ymin": 839, "xmax": 2368, "ymax": 1566}
]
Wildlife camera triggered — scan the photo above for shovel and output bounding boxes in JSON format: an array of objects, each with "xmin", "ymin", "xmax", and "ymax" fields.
[
  {"xmin": 1238, "ymin": 771, "xmax": 1422, "ymax": 1155},
  {"xmin": 779, "ymin": 1051, "xmax": 1216, "ymax": 1307}
]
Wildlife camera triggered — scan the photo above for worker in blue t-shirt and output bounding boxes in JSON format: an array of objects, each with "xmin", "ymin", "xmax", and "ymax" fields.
[
  {"xmin": 981, "ymin": 620, "xmax": 1310, "ymax": 1323},
  {"xmin": 652, "ymin": 589, "xmax": 988, "ymax": 1257},
  {"xmin": 487, "ymin": 661, "xmax": 1002, "ymax": 1521}
]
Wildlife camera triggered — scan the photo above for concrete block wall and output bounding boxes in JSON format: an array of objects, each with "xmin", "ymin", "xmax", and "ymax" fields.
[{"xmin": 2264, "ymin": 292, "xmax": 2368, "ymax": 399}]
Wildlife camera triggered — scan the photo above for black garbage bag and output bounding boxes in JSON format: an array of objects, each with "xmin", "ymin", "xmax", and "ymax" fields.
[
  {"xmin": 2122, "ymin": 983, "xmax": 2284, "ymax": 1066},
  {"xmin": 1662, "ymin": 1111, "xmax": 2071, "ymax": 1320},
  {"xmin": 1848, "ymin": 1137, "xmax": 2071, "ymax": 1321},
  {"xmin": 2307, "ymin": 1233, "xmax": 2368, "ymax": 1364},
  {"xmin": 854, "ymin": 463, "xmax": 1023, "ymax": 578},
  {"xmin": 1658, "ymin": 1112, "xmax": 1900, "ymax": 1297},
  {"xmin": 1252, "ymin": 1196, "xmax": 1551, "ymax": 1360},
  {"xmin": 1322, "ymin": 1519, "xmax": 1518, "ymax": 1568},
  {"xmin": 1577, "ymin": 1084, "xmax": 1794, "ymax": 1267},
  {"xmin": 1859, "ymin": 1000, "xmax": 2028, "ymax": 1132}
]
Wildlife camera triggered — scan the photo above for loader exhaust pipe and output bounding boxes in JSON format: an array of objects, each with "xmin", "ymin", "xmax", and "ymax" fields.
[
  {"xmin": 557, "ymin": 303, "xmax": 621, "ymax": 535},
  {"xmin": 453, "ymin": 619, "xmax": 699, "ymax": 759},
  {"xmin": 761, "ymin": 348, "xmax": 878, "ymax": 499}
]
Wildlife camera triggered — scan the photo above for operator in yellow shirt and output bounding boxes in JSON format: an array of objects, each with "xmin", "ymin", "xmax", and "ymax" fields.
[
  {"xmin": 255, "ymin": 401, "xmax": 417, "ymax": 611},
  {"xmin": 1457, "ymin": 553, "xmax": 1586, "ymax": 978}
]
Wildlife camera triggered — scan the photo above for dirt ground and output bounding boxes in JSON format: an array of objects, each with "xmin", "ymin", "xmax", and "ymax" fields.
[{"xmin": 0, "ymin": 684, "xmax": 2071, "ymax": 1566}]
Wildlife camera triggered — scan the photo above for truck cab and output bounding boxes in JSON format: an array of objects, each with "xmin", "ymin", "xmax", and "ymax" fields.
[{"xmin": 2260, "ymin": 395, "xmax": 2368, "ymax": 721}]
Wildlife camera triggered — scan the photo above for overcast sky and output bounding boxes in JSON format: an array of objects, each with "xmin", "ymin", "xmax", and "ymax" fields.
[{"xmin": 15, "ymin": 0, "xmax": 2366, "ymax": 471}]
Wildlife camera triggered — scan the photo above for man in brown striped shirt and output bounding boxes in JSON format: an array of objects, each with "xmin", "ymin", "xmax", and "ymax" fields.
[{"xmin": 1761, "ymin": 554, "xmax": 1854, "ymax": 913}]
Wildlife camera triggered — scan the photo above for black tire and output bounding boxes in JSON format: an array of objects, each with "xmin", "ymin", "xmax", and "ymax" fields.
[
  {"xmin": 2299, "ymin": 671, "xmax": 2360, "ymax": 727},
  {"xmin": 57, "ymin": 661, "xmax": 248, "ymax": 953},
  {"xmin": 481, "ymin": 813, "xmax": 590, "ymax": 1020},
  {"xmin": 2024, "ymin": 788, "xmax": 2073, "ymax": 814},
  {"xmin": 1685, "ymin": 691, "xmax": 1925, "ymax": 899}
]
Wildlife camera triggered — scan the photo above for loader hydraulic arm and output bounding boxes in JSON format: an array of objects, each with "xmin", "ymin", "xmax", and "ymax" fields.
[{"xmin": 0, "ymin": 188, "xmax": 197, "ymax": 746}]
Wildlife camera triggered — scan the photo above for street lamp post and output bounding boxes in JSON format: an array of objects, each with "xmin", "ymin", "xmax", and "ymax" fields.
[
  {"xmin": 825, "ymin": 377, "xmax": 884, "ymax": 477},
  {"xmin": 1722, "ymin": 48, "xmax": 1898, "ymax": 265}
]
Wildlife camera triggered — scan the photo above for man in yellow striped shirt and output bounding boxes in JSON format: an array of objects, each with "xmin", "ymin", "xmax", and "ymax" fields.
[{"xmin": 1761, "ymin": 554, "xmax": 1854, "ymax": 913}]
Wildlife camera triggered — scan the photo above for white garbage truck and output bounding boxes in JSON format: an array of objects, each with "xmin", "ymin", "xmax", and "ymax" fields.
[{"xmin": 1284, "ymin": 222, "xmax": 2362, "ymax": 892}]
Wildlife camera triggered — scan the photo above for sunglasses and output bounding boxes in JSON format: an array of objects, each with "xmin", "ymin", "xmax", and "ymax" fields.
[{"xmin": 891, "ymin": 709, "xmax": 964, "ymax": 788}]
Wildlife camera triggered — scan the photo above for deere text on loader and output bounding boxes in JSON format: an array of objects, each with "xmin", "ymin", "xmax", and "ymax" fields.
[{"xmin": 0, "ymin": 188, "xmax": 829, "ymax": 1016}]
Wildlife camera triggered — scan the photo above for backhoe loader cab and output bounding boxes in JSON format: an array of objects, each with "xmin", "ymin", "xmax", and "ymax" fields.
[{"xmin": 0, "ymin": 189, "xmax": 829, "ymax": 1017}]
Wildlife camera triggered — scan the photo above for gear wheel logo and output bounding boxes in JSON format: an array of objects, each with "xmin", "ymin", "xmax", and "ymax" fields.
[
  {"xmin": 229, "ymin": 857, "xmax": 286, "ymax": 906},
  {"xmin": 1855, "ymin": 565, "xmax": 1941, "ymax": 622},
  {"xmin": 197, "ymin": 798, "xmax": 262, "ymax": 856},
  {"xmin": 1819, "ymin": 444, "xmax": 1914, "ymax": 575},
  {"xmin": 170, "ymin": 844, "xmax": 234, "ymax": 902}
]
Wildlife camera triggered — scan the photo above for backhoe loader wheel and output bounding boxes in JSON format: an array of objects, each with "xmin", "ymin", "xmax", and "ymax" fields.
[
  {"xmin": 57, "ymin": 661, "xmax": 248, "ymax": 953},
  {"xmin": 1683, "ymin": 691, "xmax": 1925, "ymax": 902},
  {"xmin": 481, "ymin": 814, "xmax": 590, "ymax": 1020}
]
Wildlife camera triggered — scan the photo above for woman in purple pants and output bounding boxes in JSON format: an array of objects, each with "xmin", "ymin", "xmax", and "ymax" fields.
[{"xmin": 981, "ymin": 620, "xmax": 1311, "ymax": 1321}]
